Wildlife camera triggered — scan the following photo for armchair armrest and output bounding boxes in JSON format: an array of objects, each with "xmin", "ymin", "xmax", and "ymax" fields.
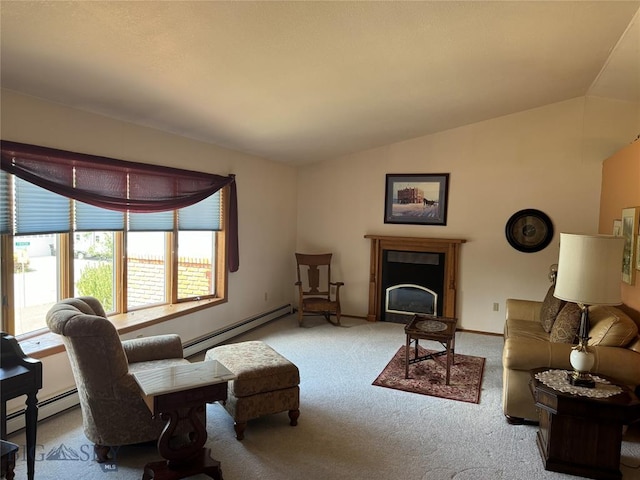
[
  {"xmin": 591, "ymin": 346, "xmax": 640, "ymax": 387},
  {"xmin": 122, "ymin": 334, "xmax": 183, "ymax": 364},
  {"xmin": 502, "ymin": 337, "xmax": 573, "ymax": 371},
  {"xmin": 330, "ymin": 281, "xmax": 344, "ymax": 301},
  {"xmin": 506, "ymin": 299, "xmax": 542, "ymax": 323}
]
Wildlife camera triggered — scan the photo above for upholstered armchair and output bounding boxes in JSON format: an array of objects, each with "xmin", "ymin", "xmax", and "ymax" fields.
[{"xmin": 46, "ymin": 297, "xmax": 194, "ymax": 462}]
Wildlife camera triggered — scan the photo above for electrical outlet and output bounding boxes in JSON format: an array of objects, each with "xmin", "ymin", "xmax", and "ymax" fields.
[
  {"xmin": 264, "ymin": 292, "xmax": 268, "ymax": 302},
  {"xmin": 493, "ymin": 302, "xmax": 499, "ymax": 312}
]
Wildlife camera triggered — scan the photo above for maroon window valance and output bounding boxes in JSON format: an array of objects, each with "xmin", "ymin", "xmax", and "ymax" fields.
[{"xmin": 1, "ymin": 140, "xmax": 239, "ymax": 272}]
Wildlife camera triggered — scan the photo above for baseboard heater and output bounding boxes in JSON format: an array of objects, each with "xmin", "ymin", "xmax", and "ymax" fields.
[
  {"xmin": 6, "ymin": 304, "xmax": 293, "ymax": 436},
  {"xmin": 182, "ymin": 304, "xmax": 292, "ymax": 357},
  {"xmin": 6, "ymin": 389, "xmax": 80, "ymax": 438}
]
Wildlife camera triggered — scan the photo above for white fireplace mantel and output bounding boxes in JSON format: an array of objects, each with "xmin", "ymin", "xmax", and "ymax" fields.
[{"xmin": 364, "ymin": 235, "xmax": 466, "ymax": 322}]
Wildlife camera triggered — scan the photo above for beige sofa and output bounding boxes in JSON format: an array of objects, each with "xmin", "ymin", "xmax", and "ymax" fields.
[{"xmin": 502, "ymin": 287, "xmax": 640, "ymax": 424}]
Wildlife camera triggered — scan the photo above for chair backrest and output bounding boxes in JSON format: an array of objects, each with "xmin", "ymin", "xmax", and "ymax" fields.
[
  {"xmin": 295, "ymin": 253, "xmax": 333, "ymax": 297},
  {"xmin": 46, "ymin": 297, "xmax": 129, "ymax": 397}
]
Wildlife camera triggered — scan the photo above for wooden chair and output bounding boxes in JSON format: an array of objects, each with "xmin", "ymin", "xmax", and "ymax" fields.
[{"xmin": 295, "ymin": 253, "xmax": 344, "ymax": 326}]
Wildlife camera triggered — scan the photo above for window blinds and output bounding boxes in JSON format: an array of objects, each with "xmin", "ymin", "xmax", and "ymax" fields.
[
  {"xmin": 15, "ymin": 177, "xmax": 71, "ymax": 234},
  {"xmin": 7, "ymin": 180, "xmax": 222, "ymax": 234},
  {"xmin": 0, "ymin": 169, "xmax": 10, "ymax": 234}
]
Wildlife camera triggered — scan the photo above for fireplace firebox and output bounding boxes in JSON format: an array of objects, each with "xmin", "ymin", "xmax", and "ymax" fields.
[{"xmin": 385, "ymin": 284, "xmax": 438, "ymax": 323}]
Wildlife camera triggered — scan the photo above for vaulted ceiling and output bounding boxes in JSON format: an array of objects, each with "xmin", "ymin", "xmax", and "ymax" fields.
[{"xmin": 1, "ymin": 1, "xmax": 639, "ymax": 165}]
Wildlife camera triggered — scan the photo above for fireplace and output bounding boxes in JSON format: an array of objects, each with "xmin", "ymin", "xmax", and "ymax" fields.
[{"xmin": 365, "ymin": 235, "xmax": 465, "ymax": 322}]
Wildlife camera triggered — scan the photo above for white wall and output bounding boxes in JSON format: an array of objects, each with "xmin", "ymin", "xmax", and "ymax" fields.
[
  {"xmin": 1, "ymin": 89, "xmax": 298, "ymax": 405},
  {"xmin": 296, "ymin": 96, "xmax": 639, "ymax": 333},
  {"xmin": 2, "ymin": 89, "xmax": 637, "ymax": 408}
]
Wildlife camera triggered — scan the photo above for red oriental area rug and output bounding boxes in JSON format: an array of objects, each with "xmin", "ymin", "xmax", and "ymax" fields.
[{"xmin": 372, "ymin": 346, "xmax": 485, "ymax": 404}]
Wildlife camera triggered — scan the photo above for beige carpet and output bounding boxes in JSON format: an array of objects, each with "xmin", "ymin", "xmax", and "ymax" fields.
[{"xmin": 9, "ymin": 314, "xmax": 640, "ymax": 480}]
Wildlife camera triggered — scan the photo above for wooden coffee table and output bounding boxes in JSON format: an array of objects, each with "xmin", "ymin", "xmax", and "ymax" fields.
[
  {"xmin": 404, "ymin": 314, "xmax": 457, "ymax": 385},
  {"xmin": 530, "ymin": 368, "xmax": 640, "ymax": 480},
  {"xmin": 133, "ymin": 360, "xmax": 235, "ymax": 480}
]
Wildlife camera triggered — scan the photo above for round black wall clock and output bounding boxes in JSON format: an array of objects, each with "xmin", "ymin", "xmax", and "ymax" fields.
[{"xmin": 505, "ymin": 209, "xmax": 554, "ymax": 253}]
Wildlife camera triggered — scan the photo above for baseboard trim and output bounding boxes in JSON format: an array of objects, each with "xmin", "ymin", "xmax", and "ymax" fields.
[
  {"xmin": 6, "ymin": 304, "xmax": 293, "ymax": 436},
  {"xmin": 182, "ymin": 304, "xmax": 293, "ymax": 357},
  {"xmin": 6, "ymin": 389, "xmax": 80, "ymax": 436}
]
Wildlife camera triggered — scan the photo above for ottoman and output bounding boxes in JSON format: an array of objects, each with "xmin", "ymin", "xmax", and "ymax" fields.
[{"xmin": 205, "ymin": 340, "xmax": 300, "ymax": 440}]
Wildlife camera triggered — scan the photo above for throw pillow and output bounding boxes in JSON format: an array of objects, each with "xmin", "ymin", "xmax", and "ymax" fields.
[
  {"xmin": 550, "ymin": 303, "xmax": 581, "ymax": 343},
  {"xmin": 540, "ymin": 285, "xmax": 565, "ymax": 333}
]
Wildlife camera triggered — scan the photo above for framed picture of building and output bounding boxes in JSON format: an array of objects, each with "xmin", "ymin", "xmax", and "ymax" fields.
[
  {"xmin": 621, "ymin": 207, "xmax": 639, "ymax": 285},
  {"xmin": 384, "ymin": 173, "xmax": 449, "ymax": 226}
]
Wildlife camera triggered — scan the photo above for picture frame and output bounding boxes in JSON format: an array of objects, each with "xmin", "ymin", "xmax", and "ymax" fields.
[
  {"xmin": 612, "ymin": 219, "xmax": 622, "ymax": 237},
  {"xmin": 384, "ymin": 173, "xmax": 449, "ymax": 226},
  {"xmin": 621, "ymin": 207, "xmax": 639, "ymax": 285}
]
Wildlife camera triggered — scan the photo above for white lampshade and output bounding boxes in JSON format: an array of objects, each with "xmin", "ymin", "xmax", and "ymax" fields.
[{"xmin": 554, "ymin": 233, "xmax": 624, "ymax": 305}]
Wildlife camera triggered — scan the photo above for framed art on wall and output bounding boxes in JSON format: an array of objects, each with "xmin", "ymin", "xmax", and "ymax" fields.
[
  {"xmin": 621, "ymin": 207, "xmax": 639, "ymax": 285},
  {"xmin": 613, "ymin": 219, "xmax": 622, "ymax": 237},
  {"xmin": 384, "ymin": 173, "xmax": 449, "ymax": 226}
]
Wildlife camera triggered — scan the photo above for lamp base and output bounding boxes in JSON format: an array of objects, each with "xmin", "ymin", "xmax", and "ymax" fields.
[{"xmin": 567, "ymin": 371, "xmax": 595, "ymax": 388}]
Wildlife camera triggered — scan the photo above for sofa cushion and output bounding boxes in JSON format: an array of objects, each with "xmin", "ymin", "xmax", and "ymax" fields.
[
  {"xmin": 588, "ymin": 305, "xmax": 639, "ymax": 347},
  {"xmin": 505, "ymin": 318, "xmax": 549, "ymax": 342},
  {"xmin": 540, "ymin": 285, "xmax": 565, "ymax": 333},
  {"xmin": 550, "ymin": 302, "xmax": 581, "ymax": 343}
]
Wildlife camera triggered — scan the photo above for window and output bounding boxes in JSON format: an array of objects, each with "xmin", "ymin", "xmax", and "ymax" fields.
[
  {"xmin": 127, "ymin": 231, "xmax": 168, "ymax": 309},
  {"xmin": 178, "ymin": 231, "xmax": 216, "ymax": 299},
  {"xmin": 73, "ymin": 231, "xmax": 116, "ymax": 312},
  {"xmin": 12, "ymin": 234, "xmax": 61, "ymax": 335},
  {"xmin": 1, "ymin": 178, "xmax": 226, "ymax": 335},
  {"xmin": 1, "ymin": 142, "xmax": 237, "ymax": 337}
]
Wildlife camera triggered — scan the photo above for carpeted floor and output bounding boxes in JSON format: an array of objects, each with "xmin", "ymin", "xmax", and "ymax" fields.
[{"xmin": 9, "ymin": 314, "xmax": 640, "ymax": 480}]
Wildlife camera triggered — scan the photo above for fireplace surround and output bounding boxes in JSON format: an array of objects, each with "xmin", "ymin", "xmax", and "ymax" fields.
[{"xmin": 365, "ymin": 235, "xmax": 466, "ymax": 322}]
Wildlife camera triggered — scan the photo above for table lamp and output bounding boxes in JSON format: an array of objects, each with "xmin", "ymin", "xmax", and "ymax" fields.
[{"xmin": 553, "ymin": 233, "xmax": 624, "ymax": 388}]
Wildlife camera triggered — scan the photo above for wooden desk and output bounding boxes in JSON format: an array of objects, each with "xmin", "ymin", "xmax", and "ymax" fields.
[
  {"xmin": 133, "ymin": 360, "xmax": 235, "ymax": 480},
  {"xmin": 1, "ymin": 333, "xmax": 42, "ymax": 480},
  {"xmin": 530, "ymin": 368, "xmax": 640, "ymax": 480}
]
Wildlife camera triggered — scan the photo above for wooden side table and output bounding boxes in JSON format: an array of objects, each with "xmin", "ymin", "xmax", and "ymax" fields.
[
  {"xmin": 404, "ymin": 314, "xmax": 457, "ymax": 384},
  {"xmin": 1, "ymin": 333, "xmax": 42, "ymax": 480},
  {"xmin": 529, "ymin": 368, "xmax": 640, "ymax": 480},
  {"xmin": 133, "ymin": 360, "xmax": 235, "ymax": 480}
]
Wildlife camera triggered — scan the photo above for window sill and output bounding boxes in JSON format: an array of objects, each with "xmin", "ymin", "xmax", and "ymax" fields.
[{"xmin": 17, "ymin": 297, "xmax": 224, "ymax": 359}]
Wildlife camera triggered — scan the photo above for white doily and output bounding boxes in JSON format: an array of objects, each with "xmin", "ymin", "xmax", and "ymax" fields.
[{"xmin": 535, "ymin": 369, "xmax": 623, "ymax": 398}]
